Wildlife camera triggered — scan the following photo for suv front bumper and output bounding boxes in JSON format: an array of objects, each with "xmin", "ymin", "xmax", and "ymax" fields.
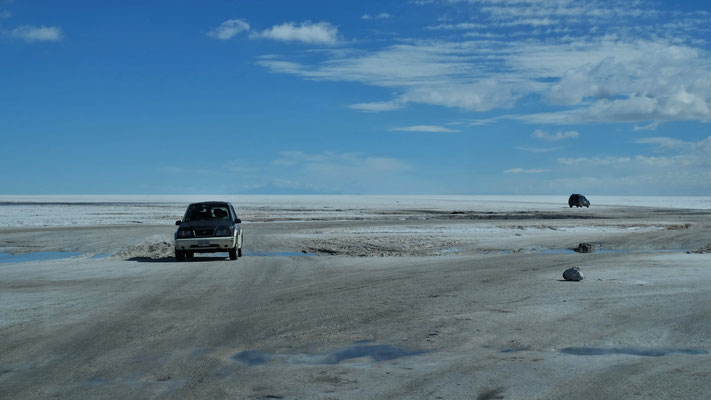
[{"xmin": 175, "ymin": 236, "xmax": 236, "ymax": 252}]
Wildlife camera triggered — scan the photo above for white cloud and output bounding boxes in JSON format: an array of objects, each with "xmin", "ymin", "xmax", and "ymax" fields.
[
  {"xmin": 445, "ymin": 0, "xmax": 661, "ymax": 26},
  {"xmin": 557, "ymin": 135, "xmax": 710, "ymax": 169},
  {"xmin": 557, "ymin": 154, "xmax": 692, "ymax": 168},
  {"xmin": 269, "ymin": 151, "xmax": 412, "ymax": 193},
  {"xmin": 251, "ymin": 21, "xmax": 339, "ymax": 45},
  {"xmin": 557, "ymin": 156, "xmax": 632, "ymax": 166},
  {"xmin": 400, "ymin": 79, "xmax": 522, "ymax": 111},
  {"xmin": 258, "ymin": 41, "xmax": 522, "ymax": 110},
  {"xmin": 633, "ymin": 121, "xmax": 661, "ymax": 131},
  {"xmin": 274, "ymin": 151, "xmax": 410, "ymax": 172},
  {"xmin": 207, "ymin": 19, "xmax": 250, "ymax": 40},
  {"xmin": 428, "ymin": 22, "xmax": 487, "ymax": 31},
  {"xmin": 635, "ymin": 137, "xmax": 690, "ymax": 152},
  {"xmin": 634, "ymin": 155, "xmax": 692, "ymax": 167},
  {"xmin": 362, "ymin": 13, "xmax": 391, "ymax": 20},
  {"xmin": 10, "ymin": 25, "xmax": 62, "ymax": 42},
  {"xmin": 390, "ymin": 125, "xmax": 460, "ymax": 133},
  {"xmin": 262, "ymin": 35, "xmax": 711, "ymax": 120},
  {"xmin": 531, "ymin": 40, "xmax": 711, "ymax": 123},
  {"xmin": 543, "ymin": 135, "xmax": 711, "ymax": 194},
  {"xmin": 255, "ymin": 1, "xmax": 711, "ymax": 123},
  {"xmin": 461, "ymin": 117, "xmax": 500, "ymax": 126},
  {"xmin": 562, "ymin": 171, "xmax": 711, "ymax": 194},
  {"xmin": 504, "ymin": 168, "xmax": 547, "ymax": 174},
  {"xmin": 516, "ymin": 146, "xmax": 561, "ymax": 153},
  {"xmin": 260, "ymin": 42, "xmax": 474, "ymax": 86},
  {"xmin": 532, "ymin": 129, "xmax": 579, "ymax": 141},
  {"xmin": 693, "ymin": 136, "xmax": 711, "ymax": 154},
  {"xmin": 349, "ymin": 101, "xmax": 403, "ymax": 112}
]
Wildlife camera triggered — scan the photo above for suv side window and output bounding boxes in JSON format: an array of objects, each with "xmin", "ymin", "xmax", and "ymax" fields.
[{"xmin": 229, "ymin": 204, "xmax": 237, "ymax": 222}]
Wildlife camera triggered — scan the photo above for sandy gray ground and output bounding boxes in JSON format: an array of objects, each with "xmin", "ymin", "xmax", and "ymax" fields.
[{"xmin": 1, "ymin": 205, "xmax": 711, "ymax": 399}]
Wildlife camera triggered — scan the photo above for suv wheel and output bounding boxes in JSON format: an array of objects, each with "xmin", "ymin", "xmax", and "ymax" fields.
[
  {"xmin": 175, "ymin": 250, "xmax": 186, "ymax": 262},
  {"xmin": 229, "ymin": 247, "xmax": 238, "ymax": 260}
]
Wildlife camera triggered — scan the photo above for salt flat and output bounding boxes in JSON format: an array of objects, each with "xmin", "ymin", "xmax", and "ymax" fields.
[
  {"xmin": 2, "ymin": 195, "xmax": 711, "ymax": 227},
  {"xmin": 1, "ymin": 197, "xmax": 710, "ymax": 399}
]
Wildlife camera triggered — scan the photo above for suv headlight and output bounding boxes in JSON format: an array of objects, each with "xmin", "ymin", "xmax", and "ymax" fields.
[
  {"xmin": 178, "ymin": 229, "xmax": 194, "ymax": 238},
  {"xmin": 215, "ymin": 227, "xmax": 233, "ymax": 236}
]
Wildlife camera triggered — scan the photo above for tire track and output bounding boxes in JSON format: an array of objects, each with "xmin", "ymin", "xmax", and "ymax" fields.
[
  {"xmin": 3, "ymin": 262, "xmax": 212, "ymax": 399},
  {"xmin": 171, "ymin": 356, "xmax": 219, "ymax": 400}
]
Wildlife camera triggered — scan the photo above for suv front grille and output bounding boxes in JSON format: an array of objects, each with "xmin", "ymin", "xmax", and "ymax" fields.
[{"xmin": 194, "ymin": 228, "xmax": 215, "ymax": 237}]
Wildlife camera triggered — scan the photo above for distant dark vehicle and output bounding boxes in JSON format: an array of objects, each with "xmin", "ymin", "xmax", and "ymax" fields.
[
  {"xmin": 174, "ymin": 201, "xmax": 243, "ymax": 261},
  {"xmin": 568, "ymin": 194, "xmax": 590, "ymax": 208}
]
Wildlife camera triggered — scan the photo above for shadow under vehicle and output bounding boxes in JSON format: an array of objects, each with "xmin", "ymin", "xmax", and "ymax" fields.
[
  {"xmin": 568, "ymin": 194, "xmax": 590, "ymax": 208},
  {"xmin": 174, "ymin": 201, "xmax": 243, "ymax": 261}
]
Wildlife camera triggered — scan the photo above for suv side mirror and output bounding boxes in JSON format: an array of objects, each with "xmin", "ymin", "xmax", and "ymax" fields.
[
  {"xmin": 175, "ymin": 220, "xmax": 182, "ymax": 225},
  {"xmin": 235, "ymin": 218, "xmax": 241, "ymax": 224}
]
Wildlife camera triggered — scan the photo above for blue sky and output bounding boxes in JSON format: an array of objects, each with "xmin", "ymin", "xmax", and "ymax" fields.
[{"xmin": 2, "ymin": 0, "xmax": 710, "ymax": 195}]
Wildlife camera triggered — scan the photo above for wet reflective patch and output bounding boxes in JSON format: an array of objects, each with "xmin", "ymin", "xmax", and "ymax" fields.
[
  {"xmin": 233, "ymin": 344, "xmax": 425, "ymax": 366},
  {"xmin": 233, "ymin": 350, "xmax": 277, "ymax": 366},
  {"xmin": 0, "ymin": 251, "xmax": 82, "ymax": 263}
]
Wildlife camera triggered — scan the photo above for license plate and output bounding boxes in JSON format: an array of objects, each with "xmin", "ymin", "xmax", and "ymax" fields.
[{"xmin": 197, "ymin": 240, "xmax": 210, "ymax": 247}]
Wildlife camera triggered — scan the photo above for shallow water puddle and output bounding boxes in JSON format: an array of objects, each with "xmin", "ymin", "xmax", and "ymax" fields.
[
  {"xmin": 537, "ymin": 249, "xmax": 577, "ymax": 254},
  {"xmin": 234, "ymin": 344, "xmax": 426, "ymax": 366},
  {"xmin": 0, "ymin": 251, "xmax": 82, "ymax": 263},
  {"xmin": 233, "ymin": 350, "xmax": 277, "ymax": 366},
  {"xmin": 500, "ymin": 348, "xmax": 519, "ymax": 353},
  {"xmin": 560, "ymin": 347, "xmax": 708, "ymax": 357}
]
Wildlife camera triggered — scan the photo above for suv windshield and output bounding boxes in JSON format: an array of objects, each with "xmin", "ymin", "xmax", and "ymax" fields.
[{"xmin": 184, "ymin": 204, "xmax": 231, "ymax": 222}]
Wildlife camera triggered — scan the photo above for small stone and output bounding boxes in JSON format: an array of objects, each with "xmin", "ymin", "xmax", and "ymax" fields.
[
  {"xmin": 563, "ymin": 267, "xmax": 584, "ymax": 281},
  {"xmin": 573, "ymin": 243, "xmax": 593, "ymax": 253}
]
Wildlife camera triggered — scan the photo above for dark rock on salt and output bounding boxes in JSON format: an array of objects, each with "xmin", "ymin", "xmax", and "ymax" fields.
[
  {"xmin": 563, "ymin": 267, "xmax": 584, "ymax": 281},
  {"xmin": 573, "ymin": 243, "xmax": 593, "ymax": 253}
]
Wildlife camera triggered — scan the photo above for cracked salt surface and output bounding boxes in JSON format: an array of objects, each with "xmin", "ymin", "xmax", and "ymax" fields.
[
  {"xmin": 2, "ymin": 195, "xmax": 710, "ymax": 227},
  {"xmin": 245, "ymin": 251, "xmax": 316, "ymax": 257},
  {"xmin": 536, "ymin": 248, "xmax": 686, "ymax": 255},
  {"xmin": 333, "ymin": 224, "xmax": 667, "ymax": 235}
]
